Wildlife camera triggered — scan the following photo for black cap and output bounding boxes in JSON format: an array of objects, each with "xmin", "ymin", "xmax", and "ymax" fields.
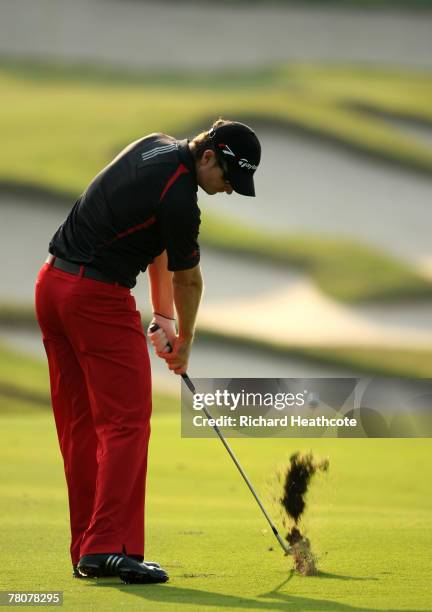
[{"xmin": 208, "ymin": 121, "xmax": 261, "ymax": 197}]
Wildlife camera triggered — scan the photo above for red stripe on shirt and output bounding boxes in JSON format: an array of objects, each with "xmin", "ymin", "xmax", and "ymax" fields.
[
  {"xmin": 103, "ymin": 163, "xmax": 189, "ymax": 247},
  {"xmin": 159, "ymin": 163, "xmax": 189, "ymax": 203},
  {"xmin": 106, "ymin": 215, "xmax": 156, "ymax": 245}
]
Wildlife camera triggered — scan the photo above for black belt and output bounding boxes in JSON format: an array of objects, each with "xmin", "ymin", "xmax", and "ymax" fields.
[{"xmin": 50, "ymin": 256, "xmax": 125, "ymax": 286}]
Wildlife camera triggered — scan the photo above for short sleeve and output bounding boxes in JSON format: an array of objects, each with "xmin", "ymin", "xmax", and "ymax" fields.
[{"xmin": 157, "ymin": 185, "xmax": 201, "ymax": 271}]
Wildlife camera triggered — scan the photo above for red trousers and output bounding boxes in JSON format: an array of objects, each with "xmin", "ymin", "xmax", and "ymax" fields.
[{"xmin": 34, "ymin": 260, "xmax": 152, "ymax": 565}]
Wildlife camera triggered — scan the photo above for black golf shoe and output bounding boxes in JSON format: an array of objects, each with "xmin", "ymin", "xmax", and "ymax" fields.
[
  {"xmin": 73, "ymin": 559, "xmax": 161, "ymax": 579},
  {"xmin": 76, "ymin": 554, "xmax": 168, "ymax": 584}
]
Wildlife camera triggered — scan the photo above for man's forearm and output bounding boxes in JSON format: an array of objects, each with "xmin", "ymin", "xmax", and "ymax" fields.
[
  {"xmin": 173, "ymin": 269, "xmax": 203, "ymax": 340},
  {"xmin": 147, "ymin": 251, "xmax": 174, "ymax": 318}
]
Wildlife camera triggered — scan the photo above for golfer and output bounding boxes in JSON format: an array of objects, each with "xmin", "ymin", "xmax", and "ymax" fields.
[{"xmin": 34, "ymin": 119, "xmax": 261, "ymax": 584}]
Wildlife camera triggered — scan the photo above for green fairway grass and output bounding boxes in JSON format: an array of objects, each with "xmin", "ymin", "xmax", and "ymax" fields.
[
  {"xmin": 0, "ymin": 342, "xmax": 49, "ymax": 398},
  {"xmin": 1, "ymin": 398, "xmax": 431, "ymax": 610},
  {"xmin": 1, "ymin": 346, "xmax": 432, "ymax": 609}
]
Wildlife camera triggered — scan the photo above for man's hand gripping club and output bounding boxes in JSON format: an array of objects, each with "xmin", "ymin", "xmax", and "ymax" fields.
[
  {"xmin": 147, "ymin": 313, "xmax": 176, "ymax": 355},
  {"xmin": 148, "ymin": 323, "xmax": 191, "ymax": 376}
]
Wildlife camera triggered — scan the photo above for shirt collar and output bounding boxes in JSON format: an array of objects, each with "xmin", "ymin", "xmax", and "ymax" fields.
[{"xmin": 178, "ymin": 139, "xmax": 197, "ymax": 190}]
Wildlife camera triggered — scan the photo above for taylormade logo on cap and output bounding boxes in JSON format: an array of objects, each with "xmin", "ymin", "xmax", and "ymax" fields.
[{"xmin": 238, "ymin": 158, "xmax": 257, "ymax": 171}]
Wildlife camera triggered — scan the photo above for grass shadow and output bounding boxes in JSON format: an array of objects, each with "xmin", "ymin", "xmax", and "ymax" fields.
[
  {"xmin": 88, "ymin": 580, "xmax": 423, "ymax": 612},
  {"xmin": 258, "ymin": 570, "xmax": 379, "ymax": 602},
  {"xmin": 314, "ymin": 571, "xmax": 379, "ymax": 581}
]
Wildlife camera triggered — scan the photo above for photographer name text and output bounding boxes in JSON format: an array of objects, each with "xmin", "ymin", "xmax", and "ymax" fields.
[{"xmin": 192, "ymin": 415, "xmax": 358, "ymax": 428}]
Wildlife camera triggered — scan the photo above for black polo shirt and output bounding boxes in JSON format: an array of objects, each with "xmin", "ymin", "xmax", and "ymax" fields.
[{"xmin": 49, "ymin": 134, "xmax": 201, "ymax": 288}]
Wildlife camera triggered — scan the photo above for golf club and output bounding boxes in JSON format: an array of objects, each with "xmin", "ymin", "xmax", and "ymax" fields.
[{"xmin": 148, "ymin": 323, "xmax": 292, "ymax": 556}]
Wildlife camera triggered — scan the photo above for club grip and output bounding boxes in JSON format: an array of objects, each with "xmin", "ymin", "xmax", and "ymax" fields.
[
  {"xmin": 149, "ymin": 322, "xmax": 172, "ymax": 352},
  {"xmin": 148, "ymin": 323, "xmax": 195, "ymax": 393}
]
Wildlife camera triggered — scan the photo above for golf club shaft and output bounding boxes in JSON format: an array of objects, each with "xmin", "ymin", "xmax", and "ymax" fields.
[
  {"xmin": 148, "ymin": 324, "xmax": 291, "ymax": 554},
  {"xmin": 182, "ymin": 373, "xmax": 291, "ymax": 556},
  {"xmin": 204, "ymin": 405, "xmax": 291, "ymax": 555}
]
